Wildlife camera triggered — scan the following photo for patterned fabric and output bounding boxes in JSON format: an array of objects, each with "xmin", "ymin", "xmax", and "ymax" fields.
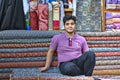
[
  {"xmin": 95, "ymin": 52, "xmax": 120, "ymax": 57},
  {"xmin": 88, "ymin": 43, "xmax": 120, "ymax": 47},
  {"xmin": 30, "ymin": 0, "xmax": 38, "ymax": 30},
  {"xmin": 76, "ymin": 0, "xmax": 101, "ymax": 32},
  {"xmin": 0, "ymin": 30, "xmax": 59, "ymax": 39},
  {"xmin": 0, "ymin": 39, "xmax": 51, "ymax": 44},
  {"xmin": 0, "ymin": 61, "xmax": 57, "ymax": 68},
  {"xmin": 0, "ymin": 43, "xmax": 50, "ymax": 48},
  {"xmin": 0, "ymin": 47, "xmax": 120, "ymax": 53},
  {"xmin": 0, "ymin": 52, "xmax": 47, "ymax": 58},
  {"xmin": 93, "ymin": 69, "xmax": 120, "ymax": 75},
  {"xmin": 38, "ymin": 4, "xmax": 48, "ymax": 30},
  {"xmin": 48, "ymin": 2, "xmax": 53, "ymax": 30},
  {"xmin": 96, "ymin": 56, "xmax": 120, "ymax": 60},
  {"xmin": 85, "ymin": 36, "xmax": 120, "ymax": 40},
  {"xmin": 11, "ymin": 68, "xmax": 93, "ymax": 80},
  {"xmin": 94, "ymin": 65, "xmax": 120, "ymax": 70},
  {"xmin": 0, "ymin": 47, "xmax": 49, "ymax": 53},
  {"xmin": 96, "ymin": 60, "xmax": 120, "ymax": 65},
  {"xmin": 0, "ymin": 30, "xmax": 120, "ymax": 79},
  {"xmin": 93, "ymin": 75, "xmax": 120, "ymax": 79}
]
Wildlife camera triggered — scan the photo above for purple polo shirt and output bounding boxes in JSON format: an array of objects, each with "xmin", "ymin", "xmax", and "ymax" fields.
[{"xmin": 50, "ymin": 32, "xmax": 89, "ymax": 63}]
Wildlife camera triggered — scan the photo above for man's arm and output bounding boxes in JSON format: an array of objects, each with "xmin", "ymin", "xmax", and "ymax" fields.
[{"xmin": 40, "ymin": 48, "xmax": 55, "ymax": 72}]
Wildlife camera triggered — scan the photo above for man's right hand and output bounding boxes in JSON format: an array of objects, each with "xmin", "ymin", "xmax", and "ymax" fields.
[{"xmin": 40, "ymin": 67, "xmax": 48, "ymax": 72}]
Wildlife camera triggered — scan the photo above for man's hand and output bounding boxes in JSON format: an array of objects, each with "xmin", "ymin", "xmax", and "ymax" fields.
[{"xmin": 40, "ymin": 67, "xmax": 48, "ymax": 72}]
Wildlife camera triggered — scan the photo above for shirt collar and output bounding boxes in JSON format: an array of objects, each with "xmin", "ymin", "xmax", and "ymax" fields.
[{"xmin": 64, "ymin": 32, "xmax": 77, "ymax": 39}]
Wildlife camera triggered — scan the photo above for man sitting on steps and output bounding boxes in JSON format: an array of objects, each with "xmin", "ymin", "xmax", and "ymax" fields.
[{"xmin": 40, "ymin": 15, "xmax": 96, "ymax": 76}]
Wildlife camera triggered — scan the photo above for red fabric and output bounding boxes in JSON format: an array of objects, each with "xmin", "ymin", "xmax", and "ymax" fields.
[
  {"xmin": 30, "ymin": 0, "xmax": 38, "ymax": 30},
  {"xmin": 53, "ymin": 20, "xmax": 60, "ymax": 30},
  {"xmin": 30, "ymin": 12, "xmax": 38, "ymax": 30},
  {"xmin": 37, "ymin": 4, "xmax": 48, "ymax": 30}
]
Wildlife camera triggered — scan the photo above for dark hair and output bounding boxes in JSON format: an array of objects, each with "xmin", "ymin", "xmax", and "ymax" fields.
[{"xmin": 63, "ymin": 15, "xmax": 76, "ymax": 25}]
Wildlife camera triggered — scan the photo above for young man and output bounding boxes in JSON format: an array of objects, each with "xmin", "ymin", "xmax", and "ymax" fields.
[{"xmin": 40, "ymin": 15, "xmax": 96, "ymax": 76}]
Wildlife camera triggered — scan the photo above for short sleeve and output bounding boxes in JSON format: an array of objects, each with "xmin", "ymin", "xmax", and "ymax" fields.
[
  {"xmin": 82, "ymin": 38, "xmax": 89, "ymax": 53},
  {"xmin": 49, "ymin": 35, "xmax": 59, "ymax": 51}
]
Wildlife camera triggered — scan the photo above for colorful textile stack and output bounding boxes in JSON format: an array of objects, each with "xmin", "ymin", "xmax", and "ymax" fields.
[
  {"xmin": 52, "ymin": 1, "xmax": 60, "ymax": 30},
  {"xmin": 105, "ymin": 12, "xmax": 120, "ymax": 31},
  {"xmin": 0, "ymin": 30, "xmax": 120, "ymax": 79},
  {"xmin": 105, "ymin": 0, "xmax": 120, "ymax": 31},
  {"xmin": 106, "ymin": 0, "xmax": 120, "ymax": 9}
]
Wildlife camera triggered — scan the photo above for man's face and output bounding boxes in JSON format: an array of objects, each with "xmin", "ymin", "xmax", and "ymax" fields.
[{"xmin": 64, "ymin": 19, "xmax": 76, "ymax": 33}]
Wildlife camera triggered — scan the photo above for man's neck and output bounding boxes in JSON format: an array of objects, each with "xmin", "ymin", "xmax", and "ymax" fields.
[{"xmin": 66, "ymin": 32, "xmax": 75, "ymax": 38}]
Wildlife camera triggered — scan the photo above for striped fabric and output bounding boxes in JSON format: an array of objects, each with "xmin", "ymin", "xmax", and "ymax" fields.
[{"xmin": 0, "ymin": 30, "xmax": 120, "ymax": 79}]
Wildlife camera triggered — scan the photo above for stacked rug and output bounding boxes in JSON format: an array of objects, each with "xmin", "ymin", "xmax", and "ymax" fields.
[{"xmin": 0, "ymin": 30, "xmax": 120, "ymax": 80}]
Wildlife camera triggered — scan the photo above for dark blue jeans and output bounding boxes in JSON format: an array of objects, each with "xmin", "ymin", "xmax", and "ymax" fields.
[{"xmin": 59, "ymin": 51, "xmax": 96, "ymax": 76}]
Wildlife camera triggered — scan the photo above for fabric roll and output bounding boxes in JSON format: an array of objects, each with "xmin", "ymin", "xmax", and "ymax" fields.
[
  {"xmin": 106, "ymin": 4, "xmax": 117, "ymax": 9},
  {"xmin": 60, "ymin": 1, "xmax": 65, "ymax": 30},
  {"xmin": 77, "ymin": 31, "xmax": 120, "ymax": 36},
  {"xmin": 0, "ymin": 52, "xmax": 48, "ymax": 58},
  {"xmin": 30, "ymin": 12, "xmax": 38, "ymax": 30},
  {"xmin": 105, "ymin": 24, "xmax": 115, "ymax": 30},
  {"xmin": 93, "ymin": 75, "xmax": 120, "ymax": 80},
  {"xmin": 94, "ymin": 65, "xmax": 120, "ymax": 70},
  {"xmin": 90, "ymin": 47, "xmax": 120, "ymax": 52},
  {"xmin": 0, "ymin": 0, "xmax": 26, "ymax": 30},
  {"xmin": 96, "ymin": 56, "xmax": 120, "ymax": 60},
  {"xmin": 114, "ymin": 23, "xmax": 120, "ymax": 29},
  {"xmin": 106, "ymin": 18, "xmax": 113, "ymax": 24},
  {"xmin": 0, "ymin": 61, "xmax": 57, "ymax": 68},
  {"xmin": 95, "ymin": 52, "xmax": 120, "ymax": 57},
  {"xmin": 0, "ymin": 30, "xmax": 120, "ymax": 39},
  {"xmin": 88, "ymin": 41, "xmax": 120, "ymax": 44},
  {"xmin": 88, "ymin": 43, "xmax": 120, "ymax": 47},
  {"xmin": 0, "ymin": 30, "xmax": 59, "ymax": 39},
  {"xmin": 0, "ymin": 47, "xmax": 49, "ymax": 53},
  {"xmin": 85, "ymin": 36, "xmax": 120, "ymax": 41},
  {"xmin": 0, "ymin": 43, "xmax": 50, "ymax": 48},
  {"xmin": 116, "ymin": 4, "xmax": 120, "ymax": 9},
  {"xmin": 0, "ymin": 39, "xmax": 51, "ymax": 44},
  {"xmin": 0, "ymin": 47, "xmax": 120, "ymax": 53},
  {"xmin": 52, "ymin": 1, "xmax": 60, "ymax": 30},
  {"xmin": 48, "ymin": 2, "xmax": 53, "ymax": 30},
  {"xmin": 96, "ymin": 60, "xmax": 120, "ymax": 66},
  {"xmin": 112, "ymin": 13, "xmax": 120, "ymax": 18},
  {"xmin": 113, "ymin": 18, "xmax": 120, "ymax": 23},
  {"xmin": 30, "ymin": 0, "xmax": 38, "ymax": 30},
  {"xmin": 72, "ymin": 0, "xmax": 77, "ymax": 16},
  {"xmin": 93, "ymin": 69, "xmax": 120, "ymax": 75},
  {"xmin": 0, "ymin": 69, "xmax": 12, "ymax": 73},
  {"xmin": 106, "ymin": 12, "xmax": 112, "ymax": 19},
  {"xmin": 0, "ymin": 57, "xmax": 57, "ymax": 62},
  {"xmin": 106, "ymin": 0, "xmax": 118, "ymax": 4},
  {"xmin": 37, "ymin": 4, "xmax": 48, "ymax": 30}
]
